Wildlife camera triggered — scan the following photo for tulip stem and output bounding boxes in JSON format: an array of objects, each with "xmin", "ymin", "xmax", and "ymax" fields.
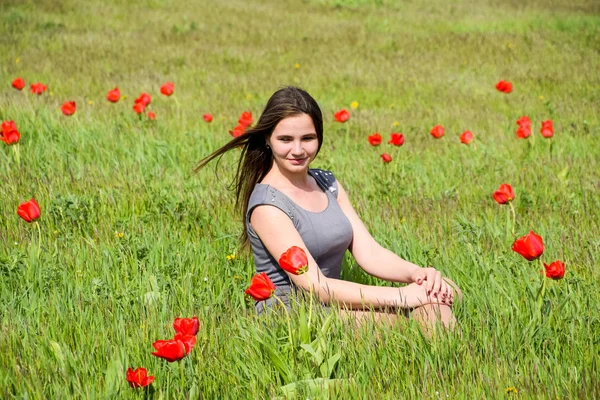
[
  {"xmin": 509, "ymin": 202, "xmax": 516, "ymax": 236},
  {"xmin": 34, "ymin": 221, "xmax": 41, "ymax": 256},
  {"xmin": 179, "ymin": 358, "xmax": 185, "ymax": 392},
  {"xmin": 13, "ymin": 144, "xmax": 21, "ymax": 169},
  {"xmin": 274, "ymin": 295, "xmax": 294, "ymax": 350},
  {"xmin": 537, "ymin": 259, "xmax": 547, "ymax": 316}
]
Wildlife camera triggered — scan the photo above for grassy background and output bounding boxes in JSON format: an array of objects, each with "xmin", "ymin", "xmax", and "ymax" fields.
[{"xmin": 1, "ymin": 0, "xmax": 599, "ymax": 398}]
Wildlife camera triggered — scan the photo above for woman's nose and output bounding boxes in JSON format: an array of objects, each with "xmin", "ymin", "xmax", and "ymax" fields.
[{"xmin": 291, "ymin": 140, "xmax": 303, "ymax": 155}]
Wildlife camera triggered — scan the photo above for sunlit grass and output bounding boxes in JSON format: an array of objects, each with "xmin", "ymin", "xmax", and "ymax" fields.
[{"xmin": 1, "ymin": 0, "xmax": 599, "ymax": 398}]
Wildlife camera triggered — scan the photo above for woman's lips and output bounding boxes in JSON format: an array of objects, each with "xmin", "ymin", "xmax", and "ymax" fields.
[{"xmin": 288, "ymin": 158, "xmax": 307, "ymax": 164}]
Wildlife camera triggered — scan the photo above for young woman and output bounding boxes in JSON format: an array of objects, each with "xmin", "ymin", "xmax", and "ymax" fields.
[{"xmin": 196, "ymin": 86, "xmax": 461, "ymax": 330}]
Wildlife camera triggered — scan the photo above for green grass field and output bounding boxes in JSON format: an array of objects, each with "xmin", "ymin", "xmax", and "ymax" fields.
[{"xmin": 1, "ymin": 0, "xmax": 600, "ymax": 398}]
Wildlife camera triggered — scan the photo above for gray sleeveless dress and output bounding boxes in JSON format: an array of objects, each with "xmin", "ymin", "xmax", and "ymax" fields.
[{"xmin": 246, "ymin": 169, "xmax": 353, "ymax": 312}]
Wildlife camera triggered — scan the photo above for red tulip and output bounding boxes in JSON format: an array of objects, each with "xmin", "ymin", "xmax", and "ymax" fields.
[
  {"xmin": 17, "ymin": 198, "xmax": 41, "ymax": 223},
  {"xmin": 460, "ymin": 130, "xmax": 473, "ymax": 144},
  {"xmin": 517, "ymin": 116, "xmax": 531, "ymax": 128},
  {"xmin": 151, "ymin": 339, "xmax": 187, "ymax": 362},
  {"xmin": 174, "ymin": 333, "xmax": 196, "ymax": 353},
  {"xmin": 203, "ymin": 113, "xmax": 213, "ymax": 123},
  {"xmin": 30, "ymin": 82, "xmax": 47, "ymax": 95},
  {"xmin": 160, "ymin": 82, "xmax": 174, "ymax": 96},
  {"xmin": 173, "ymin": 317, "xmax": 200, "ymax": 336},
  {"xmin": 516, "ymin": 125, "xmax": 531, "ymax": 139},
  {"xmin": 126, "ymin": 367, "xmax": 154, "ymax": 388},
  {"xmin": 388, "ymin": 133, "xmax": 404, "ymax": 146},
  {"xmin": 2, "ymin": 120, "xmax": 17, "ymax": 136},
  {"xmin": 368, "ymin": 132, "xmax": 382, "ymax": 146},
  {"xmin": 229, "ymin": 124, "xmax": 245, "ymax": 138},
  {"xmin": 279, "ymin": 246, "xmax": 308, "ymax": 275},
  {"xmin": 540, "ymin": 120, "xmax": 553, "ymax": 138},
  {"xmin": 106, "ymin": 87, "xmax": 121, "ymax": 103},
  {"xmin": 61, "ymin": 101, "xmax": 76, "ymax": 116},
  {"xmin": 380, "ymin": 153, "xmax": 392, "ymax": 163},
  {"xmin": 430, "ymin": 125, "xmax": 444, "ymax": 139},
  {"xmin": 334, "ymin": 109, "xmax": 350, "ymax": 123},
  {"xmin": 543, "ymin": 260, "xmax": 565, "ymax": 280},
  {"xmin": 135, "ymin": 93, "xmax": 152, "ymax": 107},
  {"xmin": 495, "ymin": 80, "xmax": 513, "ymax": 93},
  {"xmin": 133, "ymin": 103, "xmax": 145, "ymax": 115},
  {"xmin": 492, "ymin": 184, "xmax": 514, "ymax": 204},
  {"xmin": 1, "ymin": 121, "xmax": 20, "ymax": 145},
  {"xmin": 512, "ymin": 231, "xmax": 544, "ymax": 261},
  {"xmin": 12, "ymin": 78, "xmax": 25, "ymax": 90},
  {"xmin": 1, "ymin": 129, "xmax": 20, "ymax": 145},
  {"xmin": 238, "ymin": 111, "xmax": 253, "ymax": 128},
  {"xmin": 147, "ymin": 111, "xmax": 156, "ymax": 120},
  {"xmin": 245, "ymin": 272, "xmax": 276, "ymax": 301}
]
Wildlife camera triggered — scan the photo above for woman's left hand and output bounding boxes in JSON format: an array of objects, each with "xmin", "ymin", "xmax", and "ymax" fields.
[{"xmin": 410, "ymin": 267, "xmax": 453, "ymax": 304}]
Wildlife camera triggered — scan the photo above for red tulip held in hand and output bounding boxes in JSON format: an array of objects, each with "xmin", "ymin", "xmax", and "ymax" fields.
[
  {"xmin": 173, "ymin": 317, "xmax": 200, "ymax": 336},
  {"xmin": 334, "ymin": 109, "xmax": 350, "ymax": 123},
  {"xmin": 106, "ymin": 87, "xmax": 121, "ymax": 103},
  {"xmin": 388, "ymin": 133, "xmax": 404, "ymax": 146},
  {"xmin": 516, "ymin": 125, "xmax": 531, "ymax": 139},
  {"xmin": 203, "ymin": 113, "xmax": 213, "ymax": 123},
  {"xmin": 17, "ymin": 199, "xmax": 41, "ymax": 223},
  {"xmin": 512, "ymin": 231, "xmax": 544, "ymax": 261},
  {"xmin": 135, "ymin": 93, "xmax": 152, "ymax": 107},
  {"xmin": 12, "ymin": 78, "xmax": 25, "ymax": 90},
  {"xmin": 540, "ymin": 120, "xmax": 553, "ymax": 138},
  {"xmin": 460, "ymin": 130, "xmax": 473, "ymax": 144},
  {"xmin": 151, "ymin": 339, "xmax": 187, "ymax": 362},
  {"xmin": 430, "ymin": 125, "xmax": 444, "ymax": 139},
  {"xmin": 61, "ymin": 101, "xmax": 76, "ymax": 116},
  {"xmin": 126, "ymin": 367, "xmax": 154, "ymax": 388},
  {"xmin": 493, "ymin": 184, "xmax": 514, "ymax": 204},
  {"xmin": 368, "ymin": 133, "xmax": 382, "ymax": 146},
  {"xmin": 133, "ymin": 103, "xmax": 145, "ymax": 115},
  {"xmin": 30, "ymin": 83, "xmax": 47, "ymax": 95},
  {"xmin": 544, "ymin": 260, "xmax": 565, "ymax": 280},
  {"xmin": 380, "ymin": 153, "xmax": 392, "ymax": 163},
  {"xmin": 147, "ymin": 111, "xmax": 156, "ymax": 120},
  {"xmin": 495, "ymin": 80, "xmax": 513, "ymax": 93},
  {"xmin": 245, "ymin": 272, "xmax": 276, "ymax": 301},
  {"xmin": 160, "ymin": 82, "xmax": 174, "ymax": 96},
  {"xmin": 279, "ymin": 246, "xmax": 308, "ymax": 275},
  {"xmin": 238, "ymin": 111, "xmax": 253, "ymax": 128}
]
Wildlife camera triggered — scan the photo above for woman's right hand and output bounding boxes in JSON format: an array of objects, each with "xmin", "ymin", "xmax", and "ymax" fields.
[{"xmin": 401, "ymin": 274, "xmax": 455, "ymax": 308}]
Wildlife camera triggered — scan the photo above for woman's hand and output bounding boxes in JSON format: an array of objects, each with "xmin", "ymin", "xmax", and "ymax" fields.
[{"xmin": 410, "ymin": 267, "xmax": 454, "ymax": 305}]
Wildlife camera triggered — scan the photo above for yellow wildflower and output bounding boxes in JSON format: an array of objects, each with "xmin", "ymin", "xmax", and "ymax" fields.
[
  {"xmin": 350, "ymin": 101, "xmax": 359, "ymax": 109},
  {"xmin": 539, "ymin": 95, "xmax": 544, "ymax": 100},
  {"xmin": 294, "ymin": 63, "xmax": 300, "ymax": 69},
  {"xmin": 226, "ymin": 254, "xmax": 236, "ymax": 261},
  {"xmin": 505, "ymin": 387, "xmax": 518, "ymax": 394},
  {"xmin": 88, "ymin": 100, "xmax": 94, "ymax": 105},
  {"xmin": 246, "ymin": 93, "xmax": 253, "ymax": 100},
  {"xmin": 392, "ymin": 121, "xmax": 400, "ymax": 127},
  {"xmin": 15, "ymin": 58, "xmax": 21, "ymax": 64},
  {"xmin": 114, "ymin": 231, "xmax": 124, "ymax": 239}
]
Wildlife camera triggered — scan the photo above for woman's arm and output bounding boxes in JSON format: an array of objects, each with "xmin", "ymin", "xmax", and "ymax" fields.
[
  {"xmin": 336, "ymin": 181, "xmax": 453, "ymax": 301},
  {"xmin": 250, "ymin": 204, "xmax": 448, "ymax": 309}
]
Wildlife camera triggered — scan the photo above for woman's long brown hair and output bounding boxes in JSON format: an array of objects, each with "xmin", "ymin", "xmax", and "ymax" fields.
[{"xmin": 194, "ymin": 86, "xmax": 324, "ymax": 247}]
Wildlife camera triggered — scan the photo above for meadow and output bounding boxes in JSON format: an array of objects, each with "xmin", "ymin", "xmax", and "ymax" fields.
[{"xmin": 1, "ymin": 0, "xmax": 600, "ymax": 398}]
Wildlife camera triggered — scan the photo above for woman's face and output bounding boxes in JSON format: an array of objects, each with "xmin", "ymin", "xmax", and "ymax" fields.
[{"xmin": 267, "ymin": 113, "xmax": 319, "ymax": 173}]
